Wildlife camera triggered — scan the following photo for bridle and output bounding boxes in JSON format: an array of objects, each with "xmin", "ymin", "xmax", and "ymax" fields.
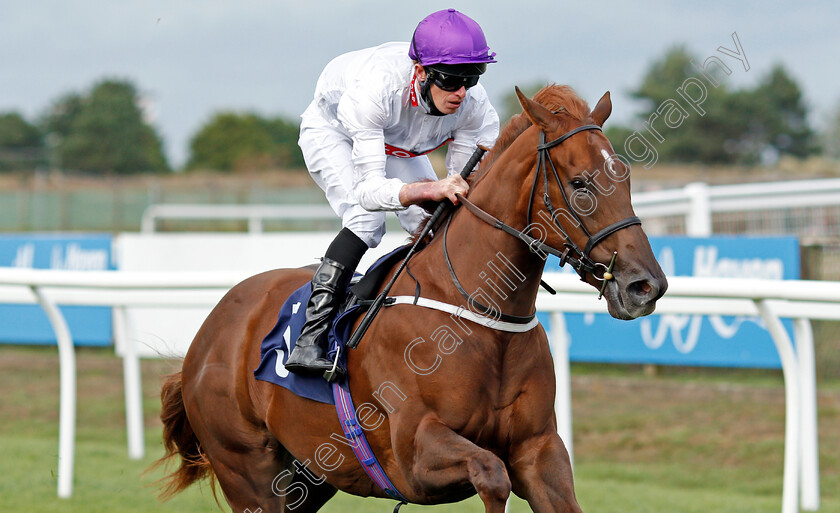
[
  {"xmin": 443, "ymin": 123, "xmax": 641, "ymax": 315},
  {"xmin": 527, "ymin": 124, "xmax": 641, "ymax": 281}
]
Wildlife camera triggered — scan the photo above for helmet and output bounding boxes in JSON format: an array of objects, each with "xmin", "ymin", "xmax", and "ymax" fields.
[{"xmin": 409, "ymin": 9, "xmax": 497, "ymax": 73}]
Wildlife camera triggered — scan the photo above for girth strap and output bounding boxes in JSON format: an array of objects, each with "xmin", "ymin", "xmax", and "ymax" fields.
[{"xmin": 333, "ymin": 381, "xmax": 408, "ymax": 502}]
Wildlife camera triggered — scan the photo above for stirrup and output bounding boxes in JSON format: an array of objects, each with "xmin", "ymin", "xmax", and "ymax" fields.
[{"xmin": 323, "ymin": 345, "xmax": 344, "ymax": 382}]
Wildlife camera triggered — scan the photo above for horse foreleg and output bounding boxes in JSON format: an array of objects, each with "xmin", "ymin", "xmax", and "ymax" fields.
[
  {"xmin": 508, "ymin": 432, "xmax": 582, "ymax": 513},
  {"xmin": 409, "ymin": 417, "xmax": 510, "ymax": 513}
]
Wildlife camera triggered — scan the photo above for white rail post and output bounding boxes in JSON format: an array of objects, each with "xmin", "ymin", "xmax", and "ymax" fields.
[
  {"xmin": 795, "ymin": 318, "xmax": 820, "ymax": 511},
  {"xmin": 550, "ymin": 311, "xmax": 574, "ymax": 467},
  {"xmin": 31, "ymin": 286, "xmax": 76, "ymax": 498},
  {"xmin": 684, "ymin": 182, "xmax": 712, "ymax": 236},
  {"xmin": 114, "ymin": 306, "xmax": 145, "ymax": 460},
  {"xmin": 140, "ymin": 208, "xmax": 156, "ymax": 234},
  {"xmin": 756, "ymin": 300, "xmax": 800, "ymax": 513},
  {"xmin": 248, "ymin": 215, "xmax": 263, "ymax": 234}
]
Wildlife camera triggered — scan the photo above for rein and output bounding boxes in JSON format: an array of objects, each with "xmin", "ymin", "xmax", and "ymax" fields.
[{"xmin": 444, "ymin": 124, "xmax": 641, "ymax": 307}]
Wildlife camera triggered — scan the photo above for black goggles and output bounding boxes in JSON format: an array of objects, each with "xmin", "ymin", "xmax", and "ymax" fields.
[{"xmin": 428, "ymin": 69, "xmax": 480, "ymax": 92}]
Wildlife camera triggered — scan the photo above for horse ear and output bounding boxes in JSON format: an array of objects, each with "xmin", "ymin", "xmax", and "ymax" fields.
[
  {"xmin": 591, "ymin": 91, "xmax": 612, "ymax": 127},
  {"xmin": 515, "ymin": 86, "xmax": 559, "ymax": 132}
]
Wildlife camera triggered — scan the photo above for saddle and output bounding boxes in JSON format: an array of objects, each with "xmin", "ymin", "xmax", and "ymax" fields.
[{"xmin": 253, "ymin": 244, "xmax": 413, "ymax": 404}]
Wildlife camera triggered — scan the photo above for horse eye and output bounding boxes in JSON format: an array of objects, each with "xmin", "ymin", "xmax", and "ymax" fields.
[{"xmin": 570, "ymin": 178, "xmax": 586, "ymax": 190}]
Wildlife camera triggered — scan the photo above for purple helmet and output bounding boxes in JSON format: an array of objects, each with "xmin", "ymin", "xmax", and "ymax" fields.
[{"xmin": 409, "ymin": 9, "xmax": 497, "ymax": 74}]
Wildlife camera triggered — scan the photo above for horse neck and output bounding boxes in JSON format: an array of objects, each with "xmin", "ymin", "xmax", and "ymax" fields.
[{"xmin": 423, "ymin": 134, "xmax": 545, "ymax": 317}]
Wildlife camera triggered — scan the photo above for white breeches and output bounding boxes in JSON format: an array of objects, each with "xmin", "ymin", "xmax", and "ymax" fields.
[{"xmin": 299, "ymin": 121, "xmax": 437, "ymax": 248}]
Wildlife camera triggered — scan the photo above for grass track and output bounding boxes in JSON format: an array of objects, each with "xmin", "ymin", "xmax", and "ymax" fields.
[{"xmin": 1, "ymin": 345, "xmax": 838, "ymax": 513}]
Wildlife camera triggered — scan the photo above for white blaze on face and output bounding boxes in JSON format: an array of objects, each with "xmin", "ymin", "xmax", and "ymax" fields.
[{"xmin": 600, "ymin": 149, "xmax": 611, "ymax": 161}]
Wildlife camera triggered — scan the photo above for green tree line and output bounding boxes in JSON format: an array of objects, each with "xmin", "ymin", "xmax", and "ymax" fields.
[
  {"xmin": 2, "ymin": 80, "xmax": 171, "ymax": 174},
  {"xmin": 0, "ymin": 78, "xmax": 304, "ymax": 175},
  {"xmin": 606, "ymin": 46, "xmax": 817, "ymax": 167},
  {"xmin": 1, "ymin": 46, "xmax": 838, "ymax": 175},
  {"xmin": 187, "ymin": 112, "xmax": 304, "ymax": 172},
  {"xmin": 501, "ymin": 46, "xmax": 831, "ymax": 168}
]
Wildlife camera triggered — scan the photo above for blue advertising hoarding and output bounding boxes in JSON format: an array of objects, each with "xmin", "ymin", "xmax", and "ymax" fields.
[
  {"xmin": 0, "ymin": 234, "xmax": 113, "ymax": 346},
  {"xmin": 540, "ymin": 236, "xmax": 799, "ymax": 369}
]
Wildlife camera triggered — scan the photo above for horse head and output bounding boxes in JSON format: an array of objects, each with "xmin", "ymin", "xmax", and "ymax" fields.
[{"xmin": 512, "ymin": 85, "xmax": 667, "ymax": 319}]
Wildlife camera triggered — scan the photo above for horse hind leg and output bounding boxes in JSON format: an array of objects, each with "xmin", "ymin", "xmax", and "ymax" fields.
[
  {"xmin": 182, "ymin": 405, "xmax": 303, "ymax": 513},
  {"xmin": 212, "ymin": 447, "xmax": 337, "ymax": 513},
  {"xmin": 184, "ymin": 388, "xmax": 338, "ymax": 513},
  {"xmin": 411, "ymin": 418, "xmax": 510, "ymax": 513},
  {"xmin": 159, "ymin": 374, "xmax": 337, "ymax": 513}
]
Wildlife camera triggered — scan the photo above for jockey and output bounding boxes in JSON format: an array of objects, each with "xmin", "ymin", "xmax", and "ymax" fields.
[{"xmin": 285, "ymin": 9, "xmax": 500, "ymax": 377}]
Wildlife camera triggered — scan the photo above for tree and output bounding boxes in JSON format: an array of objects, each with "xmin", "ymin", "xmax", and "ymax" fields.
[
  {"xmin": 628, "ymin": 46, "xmax": 743, "ymax": 164},
  {"xmin": 187, "ymin": 112, "xmax": 304, "ymax": 172},
  {"xmin": 748, "ymin": 64, "xmax": 816, "ymax": 159},
  {"xmin": 0, "ymin": 112, "xmax": 41, "ymax": 147},
  {"xmin": 42, "ymin": 93, "xmax": 84, "ymax": 140},
  {"xmin": 53, "ymin": 79, "xmax": 169, "ymax": 174},
  {"xmin": 613, "ymin": 46, "xmax": 816, "ymax": 166},
  {"xmin": 0, "ymin": 112, "xmax": 44, "ymax": 171},
  {"xmin": 264, "ymin": 117, "xmax": 306, "ymax": 168},
  {"xmin": 824, "ymin": 100, "xmax": 840, "ymax": 161}
]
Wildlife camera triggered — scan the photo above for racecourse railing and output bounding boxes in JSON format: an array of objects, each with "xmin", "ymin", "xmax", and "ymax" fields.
[
  {"xmin": 0, "ymin": 268, "xmax": 832, "ymax": 513},
  {"xmin": 632, "ymin": 178, "xmax": 840, "ymax": 236},
  {"xmin": 140, "ymin": 178, "xmax": 840, "ymax": 237},
  {"xmin": 140, "ymin": 203, "xmax": 338, "ymax": 233}
]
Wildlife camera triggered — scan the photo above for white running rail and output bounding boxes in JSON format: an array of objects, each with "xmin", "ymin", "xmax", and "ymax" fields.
[
  {"xmin": 140, "ymin": 204, "xmax": 337, "ymax": 233},
  {"xmin": 139, "ymin": 178, "xmax": 840, "ymax": 236},
  {"xmin": 0, "ymin": 268, "xmax": 829, "ymax": 513}
]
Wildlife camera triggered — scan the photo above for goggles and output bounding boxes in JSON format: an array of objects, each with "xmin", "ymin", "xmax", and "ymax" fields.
[{"xmin": 428, "ymin": 69, "xmax": 480, "ymax": 92}]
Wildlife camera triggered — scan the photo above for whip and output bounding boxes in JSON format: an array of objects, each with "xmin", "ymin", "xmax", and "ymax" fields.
[{"xmin": 345, "ymin": 145, "xmax": 487, "ymax": 350}]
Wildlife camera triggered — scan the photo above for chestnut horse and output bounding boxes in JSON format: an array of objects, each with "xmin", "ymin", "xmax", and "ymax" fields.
[{"xmin": 159, "ymin": 85, "xmax": 667, "ymax": 513}]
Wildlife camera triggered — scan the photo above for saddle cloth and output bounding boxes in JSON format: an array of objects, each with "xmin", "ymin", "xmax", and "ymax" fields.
[{"xmin": 253, "ymin": 244, "xmax": 413, "ymax": 404}]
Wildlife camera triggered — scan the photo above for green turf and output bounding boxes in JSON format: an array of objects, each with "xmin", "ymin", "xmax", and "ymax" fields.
[
  {"xmin": 4, "ymin": 431, "xmax": 837, "ymax": 513},
  {"xmin": 1, "ymin": 345, "xmax": 838, "ymax": 513}
]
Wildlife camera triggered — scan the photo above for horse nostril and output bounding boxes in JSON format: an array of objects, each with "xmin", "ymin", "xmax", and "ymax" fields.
[{"xmin": 628, "ymin": 279, "xmax": 656, "ymax": 301}]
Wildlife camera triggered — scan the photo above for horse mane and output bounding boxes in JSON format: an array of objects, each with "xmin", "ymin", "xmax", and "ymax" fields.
[
  {"xmin": 481, "ymin": 84, "xmax": 591, "ymax": 172},
  {"xmin": 408, "ymin": 84, "xmax": 590, "ymax": 245}
]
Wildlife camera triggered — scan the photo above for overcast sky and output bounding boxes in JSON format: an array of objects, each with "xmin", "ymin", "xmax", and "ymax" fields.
[{"xmin": 2, "ymin": 0, "xmax": 837, "ymax": 168}]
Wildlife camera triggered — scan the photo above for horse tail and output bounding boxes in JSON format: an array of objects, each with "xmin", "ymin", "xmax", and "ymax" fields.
[{"xmin": 156, "ymin": 371, "xmax": 216, "ymax": 501}]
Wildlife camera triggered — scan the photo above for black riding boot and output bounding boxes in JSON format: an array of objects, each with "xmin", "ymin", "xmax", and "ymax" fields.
[{"xmin": 285, "ymin": 228, "xmax": 368, "ymax": 378}]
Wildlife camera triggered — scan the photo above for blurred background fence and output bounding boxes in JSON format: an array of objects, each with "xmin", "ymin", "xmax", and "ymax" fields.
[
  {"xmin": 0, "ymin": 172, "xmax": 330, "ymax": 232},
  {"xmin": 5, "ymin": 172, "xmax": 840, "ymax": 239},
  {"xmin": 3, "ymin": 170, "xmax": 840, "ymax": 380}
]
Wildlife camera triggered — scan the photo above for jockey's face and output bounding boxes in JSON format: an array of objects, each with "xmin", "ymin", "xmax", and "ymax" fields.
[
  {"xmin": 429, "ymin": 82, "xmax": 466, "ymax": 114},
  {"xmin": 414, "ymin": 64, "xmax": 467, "ymax": 115}
]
